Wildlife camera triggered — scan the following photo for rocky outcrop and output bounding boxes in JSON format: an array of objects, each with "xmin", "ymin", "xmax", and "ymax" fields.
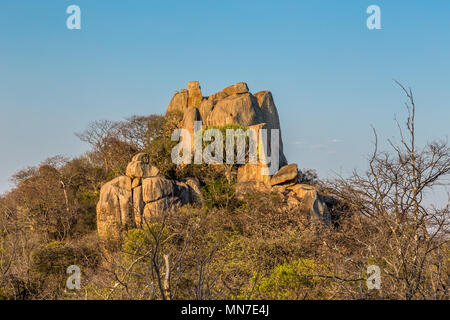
[
  {"xmin": 126, "ymin": 153, "xmax": 160, "ymax": 179},
  {"xmin": 187, "ymin": 81, "xmax": 203, "ymax": 108},
  {"xmin": 198, "ymin": 99, "xmax": 214, "ymax": 122},
  {"xmin": 185, "ymin": 178, "xmax": 202, "ymax": 204},
  {"xmin": 254, "ymin": 91, "xmax": 287, "ymax": 165},
  {"xmin": 164, "ymin": 81, "xmax": 331, "ymax": 222},
  {"xmin": 270, "ymin": 164, "xmax": 298, "ymax": 186},
  {"xmin": 142, "ymin": 176, "xmax": 176, "ymax": 203},
  {"xmin": 287, "ymin": 184, "xmax": 329, "ymax": 220},
  {"xmin": 166, "ymin": 81, "xmax": 287, "ymax": 168},
  {"xmin": 167, "ymin": 89, "xmax": 189, "ymax": 115},
  {"xmin": 181, "ymin": 106, "xmax": 202, "ymax": 149},
  {"xmin": 136, "ymin": 177, "xmax": 191, "ymax": 227},
  {"xmin": 237, "ymin": 123, "xmax": 272, "ymax": 186},
  {"xmin": 207, "ymin": 93, "xmax": 262, "ymax": 127},
  {"xmin": 96, "ymin": 176, "xmax": 133, "ymax": 241},
  {"xmin": 97, "ymin": 82, "xmax": 333, "ymax": 241},
  {"xmin": 97, "ymin": 154, "xmax": 197, "ymax": 241},
  {"xmin": 207, "ymin": 82, "xmax": 249, "ymax": 104}
]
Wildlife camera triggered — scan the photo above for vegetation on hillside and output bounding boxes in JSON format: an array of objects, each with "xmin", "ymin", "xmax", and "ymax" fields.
[{"xmin": 0, "ymin": 87, "xmax": 448, "ymax": 300}]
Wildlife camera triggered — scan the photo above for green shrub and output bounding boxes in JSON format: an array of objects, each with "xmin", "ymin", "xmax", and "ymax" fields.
[
  {"xmin": 31, "ymin": 240, "xmax": 100, "ymax": 278},
  {"xmin": 31, "ymin": 241, "xmax": 78, "ymax": 276},
  {"xmin": 242, "ymin": 258, "xmax": 331, "ymax": 300},
  {"xmin": 201, "ymin": 177, "xmax": 238, "ymax": 210},
  {"xmin": 122, "ymin": 224, "xmax": 170, "ymax": 258}
]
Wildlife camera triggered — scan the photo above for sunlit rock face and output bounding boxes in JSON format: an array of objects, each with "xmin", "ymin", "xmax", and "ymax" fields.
[
  {"xmin": 96, "ymin": 154, "xmax": 195, "ymax": 242},
  {"xmin": 166, "ymin": 81, "xmax": 288, "ymax": 168},
  {"xmin": 96, "ymin": 82, "xmax": 332, "ymax": 242}
]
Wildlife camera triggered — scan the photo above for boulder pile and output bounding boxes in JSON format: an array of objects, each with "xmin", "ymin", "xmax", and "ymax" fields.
[
  {"xmin": 96, "ymin": 153, "xmax": 200, "ymax": 241},
  {"xmin": 167, "ymin": 81, "xmax": 329, "ymax": 220},
  {"xmin": 96, "ymin": 82, "xmax": 331, "ymax": 241},
  {"xmin": 167, "ymin": 81, "xmax": 288, "ymax": 166}
]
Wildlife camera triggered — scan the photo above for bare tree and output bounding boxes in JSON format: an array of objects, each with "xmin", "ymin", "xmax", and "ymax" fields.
[{"xmin": 326, "ymin": 83, "xmax": 449, "ymax": 299}]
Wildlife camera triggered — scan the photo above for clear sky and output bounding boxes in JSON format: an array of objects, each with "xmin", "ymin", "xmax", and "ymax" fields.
[{"xmin": 1, "ymin": 1, "xmax": 449, "ymax": 203}]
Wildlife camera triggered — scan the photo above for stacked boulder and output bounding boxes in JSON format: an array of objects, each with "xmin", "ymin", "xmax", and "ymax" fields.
[
  {"xmin": 96, "ymin": 153, "xmax": 199, "ymax": 241},
  {"xmin": 97, "ymin": 81, "xmax": 333, "ymax": 241},
  {"xmin": 269, "ymin": 164, "xmax": 330, "ymax": 221},
  {"xmin": 167, "ymin": 81, "xmax": 288, "ymax": 166},
  {"xmin": 167, "ymin": 81, "xmax": 331, "ymax": 221}
]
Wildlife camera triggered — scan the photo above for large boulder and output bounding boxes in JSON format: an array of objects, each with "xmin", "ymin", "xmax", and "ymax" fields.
[
  {"xmin": 185, "ymin": 177, "xmax": 202, "ymax": 204},
  {"xmin": 206, "ymin": 93, "xmax": 262, "ymax": 127},
  {"xmin": 237, "ymin": 163, "xmax": 271, "ymax": 185},
  {"xmin": 287, "ymin": 184, "xmax": 330, "ymax": 221},
  {"xmin": 166, "ymin": 81, "xmax": 288, "ymax": 172},
  {"xmin": 142, "ymin": 197, "xmax": 181, "ymax": 221},
  {"xmin": 167, "ymin": 89, "xmax": 189, "ymax": 114},
  {"xmin": 198, "ymin": 99, "xmax": 215, "ymax": 125},
  {"xmin": 208, "ymin": 90, "xmax": 228, "ymax": 103},
  {"xmin": 142, "ymin": 176, "xmax": 176, "ymax": 203},
  {"xmin": 222, "ymin": 82, "xmax": 249, "ymax": 96},
  {"xmin": 96, "ymin": 176, "xmax": 133, "ymax": 241},
  {"xmin": 208, "ymin": 82, "xmax": 249, "ymax": 103},
  {"xmin": 270, "ymin": 164, "xmax": 298, "ymax": 186},
  {"xmin": 141, "ymin": 177, "xmax": 191, "ymax": 205},
  {"xmin": 126, "ymin": 153, "xmax": 160, "ymax": 179},
  {"xmin": 181, "ymin": 106, "xmax": 202, "ymax": 150},
  {"xmin": 126, "ymin": 161, "xmax": 159, "ymax": 179},
  {"xmin": 138, "ymin": 177, "xmax": 192, "ymax": 223},
  {"xmin": 236, "ymin": 123, "xmax": 271, "ymax": 185},
  {"xmin": 254, "ymin": 91, "xmax": 279, "ymax": 130},
  {"xmin": 97, "ymin": 160, "xmax": 196, "ymax": 241},
  {"xmin": 254, "ymin": 91, "xmax": 287, "ymax": 166},
  {"xmin": 187, "ymin": 81, "xmax": 203, "ymax": 108}
]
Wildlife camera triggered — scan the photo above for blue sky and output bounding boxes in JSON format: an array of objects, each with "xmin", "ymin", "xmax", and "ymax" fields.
[{"xmin": 0, "ymin": 0, "xmax": 449, "ymax": 203}]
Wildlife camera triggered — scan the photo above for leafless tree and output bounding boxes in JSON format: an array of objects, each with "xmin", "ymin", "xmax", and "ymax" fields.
[{"xmin": 325, "ymin": 82, "xmax": 449, "ymax": 299}]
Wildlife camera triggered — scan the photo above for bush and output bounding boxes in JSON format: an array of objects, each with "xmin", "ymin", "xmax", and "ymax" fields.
[
  {"xmin": 31, "ymin": 240, "xmax": 100, "ymax": 284},
  {"xmin": 122, "ymin": 224, "xmax": 171, "ymax": 261},
  {"xmin": 201, "ymin": 177, "xmax": 238, "ymax": 210},
  {"xmin": 31, "ymin": 241, "xmax": 78, "ymax": 276},
  {"xmin": 243, "ymin": 258, "xmax": 330, "ymax": 300}
]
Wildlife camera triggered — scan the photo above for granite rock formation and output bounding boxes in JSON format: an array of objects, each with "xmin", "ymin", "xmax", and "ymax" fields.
[
  {"xmin": 97, "ymin": 82, "xmax": 331, "ymax": 241},
  {"xmin": 96, "ymin": 153, "xmax": 195, "ymax": 241}
]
